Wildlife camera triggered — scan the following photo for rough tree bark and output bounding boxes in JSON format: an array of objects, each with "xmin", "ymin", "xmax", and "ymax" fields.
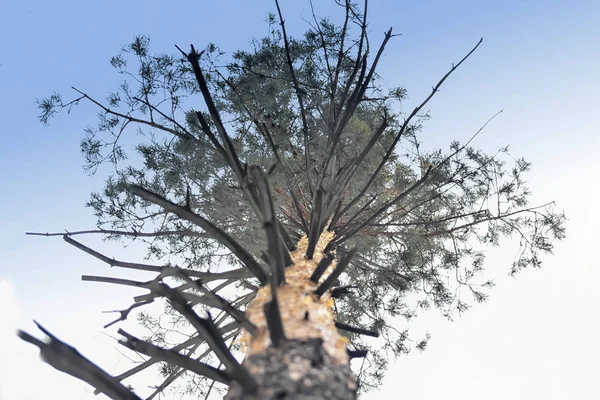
[{"xmin": 227, "ymin": 231, "xmax": 358, "ymax": 399}]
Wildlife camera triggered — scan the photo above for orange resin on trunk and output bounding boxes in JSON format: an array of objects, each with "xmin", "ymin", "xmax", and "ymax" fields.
[{"xmin": 241, "ymin": 230, "xmax": 350, "ymax": 365}]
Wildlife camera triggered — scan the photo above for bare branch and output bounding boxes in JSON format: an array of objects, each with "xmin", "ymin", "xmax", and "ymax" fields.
[
  {"xmin": 103, "ymin": 300, "xmax": 154, "ymax": 328},
  {"xmin": 330, "ymin": 0, "xmax": 352, "ymax": 117},
  {"xmin": 174, "ymin": 270, "xmax": 257, "ymax": 335},
  {"xmin": 64, "ymin": 235, "xmax": 250, "ymax": 282},
  {"xmin": 18, "ymin": 322, "xmax": 142, "ymax": 400},
  {"xmin": 309, "ymin": 0, "xmax": 334, "ymax": 94},
  {"xmin": 315, "ymin": 248, "xmax": 356, "ymax": 296},
  {"xmin": 250, "ymin": 166, "xmax": 287, "ymax": 285},
  {"xmin": 140, "ymin": 329, "xmax": 241, "ymax": 400},
  {"xmin": 309, "ymin": 251, "xmax": 335, "ymax": 283},
  {"xmin": 335, "ymin": 167, "xmax": 433, "ymax": 245},
  {"xmin": 332, "ymin": 0, "xmax": 369, "ymax": 136},
  {"xmin": 423, "ymin": 202, "xmax": 556, "ymax": 238},
  {"xmin": 305, "ymin": 187, "xmax": 324, "ymax": 259},
  {"xmin": 153, "ymin": 283, "xmax": 257, "ymax": 393},
  {"xmin": 97, "ymin": 323, "xmax": 241, "ymax": 395},
  {"xmin": 254, "ymin": 119, "xmax": 309, "ymax": 233},
  {"xmin": 129, "ymin": 185, "xmax": 268, "ymax": 285},
  {"xmin": 71, "ymin": 87, "xmax": 194, "ymax": 142},
  {"xmin": 263, "ymin": 298, "xmax": 286, "ymax": 347},
  {"xmin": 335, "ymin": 321, "xmax": 379, "ymax": 338},
  {"xmin": 27, "ymin": 228, "xmax": 207, "ymax": 239},
  {"xmin": 275, "ymin": 0, "xmax": 312, "ymax": 190},
  {"xmin": 118, "ymin": 329, "xmax": 231, "ymax": 385},
  {"xmin": 336, "ymin": 38, "xmax": 484, "ymax": 222},
  {"xmin": 176, "ymin": 46, "xmax": 246, "ymax": 187},
  {"xmin": 133, "ymin": 275, "xmax": 252, "ymax": 303}
]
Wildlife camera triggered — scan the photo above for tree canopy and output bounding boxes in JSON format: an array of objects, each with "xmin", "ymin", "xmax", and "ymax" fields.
[{"xmin": 27, "ymin": 1, "xmax": 565, "ymax": 398}]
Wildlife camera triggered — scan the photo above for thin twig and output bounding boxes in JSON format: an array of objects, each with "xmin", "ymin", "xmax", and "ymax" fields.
[
  {"xmin": 71, "ymin": 87, "xmax": 193, "ymax": 142},
  {"xmin": 27, "ymin": 228, "xmax": 209, "ymax": 239}
]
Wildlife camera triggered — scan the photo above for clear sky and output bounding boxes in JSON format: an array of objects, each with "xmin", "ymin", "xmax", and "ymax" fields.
[{"xmin": 1, "ymin": 0, "xmax": 599, "ymax": 399}]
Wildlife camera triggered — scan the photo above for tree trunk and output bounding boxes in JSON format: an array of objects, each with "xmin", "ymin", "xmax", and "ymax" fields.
[
  {"xmin": 225, "ymin": 339, "xmax": 356, "ymax": 400},
  {"xmin": 226, "ymin": 231, "xmax": 358, "ymax": 399}
]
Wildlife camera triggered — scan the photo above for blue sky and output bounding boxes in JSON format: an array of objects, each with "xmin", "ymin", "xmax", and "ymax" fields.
[{"xmin": 1, "ymin": 0, "xmax": 599, "ymax": 399}]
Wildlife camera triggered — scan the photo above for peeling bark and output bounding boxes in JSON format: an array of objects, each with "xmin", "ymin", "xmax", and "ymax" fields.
[{"xmin": 231, "ymin": 231, "xmax": 358, "ymax": 399}]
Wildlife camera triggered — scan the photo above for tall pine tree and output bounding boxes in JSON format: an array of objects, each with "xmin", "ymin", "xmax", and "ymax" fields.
[{"xmin": 22, "ymin": 1, "xmax": 565, "ymax": 398}]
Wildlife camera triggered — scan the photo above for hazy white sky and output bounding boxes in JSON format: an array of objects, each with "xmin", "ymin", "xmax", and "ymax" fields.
[{"xmin": 1, "ymin": 0, "xmax": 599, "ymax": 399}]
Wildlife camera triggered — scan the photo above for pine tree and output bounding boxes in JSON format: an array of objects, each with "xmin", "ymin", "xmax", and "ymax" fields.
[{"xmin": 21, "ymin": 1, "xmax": 565, "ymax": 399}]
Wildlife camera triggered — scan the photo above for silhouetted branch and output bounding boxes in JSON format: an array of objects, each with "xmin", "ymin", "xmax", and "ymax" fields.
[
  {"xmin": 64, "ymin": 235, "xmax": 161, "ymax": 272},
  {"xmin": 315, "ymin": 248, "xmax": 357, "ymax": 296},
  {"xmin": 309, "ymin": 252, "xmax": 335, "ymax": 283},
  {"xmin": 118, "ymin": 329, "xmax": 231, "ymax": 385},
  {"xmin": 258, "ymin": 122, "xmax": 310, "ymax": 234},
  {"xmin": 250, "ymin": 166, "xmax": 287, "ymax": 286},
  {"xmin": 326, "ymin": 117, "xmax": 388, "ymax": 228},
  {"xmin": 64, "ymin": 235, "xmax": 252, "ymax": 283},
  {"xmin": 133, "ymin": 276, "xmax": 250, "ymax": 303},
  {"xmin": 429, "ymin": 109, "xmax": 504, "ymax": 176},
  {"xmin": 331, "ymin": 193, "xmax": 377, "ymax": 232},
  {"xmin": 335, "ymin": 321, "xmax": 379, "ymax": 338},
  {"xmin": 27, "ymin": 228, "xmax": 209, "ymax": 239},
  {"xmin": 336, "ymin": 38, "xmax": 483, "ymax": 222},
  {"xmin": 82, "ymin": 275, "xmax": 156, "ymax": 289},
  {"xmin": 132, "ymin": 96, "xmax": 192, "ymax": 138},
  {"xmin": 328, "ymin": 27, "xmax": 394, "ymax": 159},
  {"xmin": 177, "ymin": 45, "xmax": 246, "ymax": 186},
  {"xmin": 369, "ymin": 209, "xmax": 491, "ymax": 229},
  {"xmin": 18, "ymin": 322, "xmax": 142, "ymax": 400},
  {"xmin": 103, "ymin": 300, "xmax": 154, "ymax": 328},
  {"xmin": 264, "ymin": 299, "xmax": 286, "ymax": 347},
  {"xmin": 83, "ymin": 275, "xmax": 216, "ymax": 307},
  {"xmin": 335, "ymin": 166, "xmax": 433, "ymax": 245},
  {"xmin": 332, "ymin": 0, "xmax": 369, "ymax": 138},
  {"xmin": 347, "ymin": 349, "xmax": 369, "ymax": 359},
  {"xmin": 275, "ymin": 0, "xmax": 312, "ymax": 189},
  {"xmin": 129, "ymin": 185, "xmax": 268, "ymax": 285},
  {"xmin": 424, "ymin": 202, "xmax": 555, "ymax": 238},
  {"xmin": 70, "ymin": 86, "xmax": 194, "ymax": 142},
  {"xmin": 214, "ymin": 67, "xmax": 310, "ymax": 235},
  {"xmin": 174, "ymin": 270, "xmax": 257, "ymax": 335},
  {"xmin": 153, "ymin": 283, "xmax": 257, "ymax": 393},
  {"xmin": 144, "ymin": 329, "xmax": 240, "ymax": 400},
  {"xmin": 97, "ymin": 324, "xmax": 240, "ymax": 395},
  {"xmin": 308, "ymin": 0, "xmax": 334, "ymax": 92},
  {"xmin": 306, "ymin": 187, "xmax": 325, "ymax": 259},
  {"xmin": 331, "ymin": 285, "xmax": 359, "ymax": 298},
  {"xmin": 330, "ymin": 0, "xmax": 352, "ymax": 107},
  {"xmin": 353, "ymin": 254, "xmax": 411, "ymax": 283}
]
